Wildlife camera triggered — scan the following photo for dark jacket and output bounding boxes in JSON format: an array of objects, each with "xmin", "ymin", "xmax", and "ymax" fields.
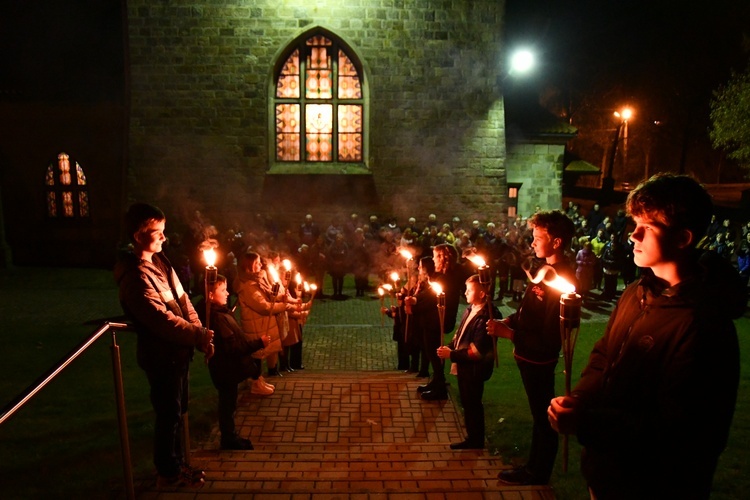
[
  {"xmin": 449, "ymin": 302, "xmax": 501, "ymax": 382},
  {"xmin": 114, "ymin": 252, "xmax": 210, "ymax": 371},
  {"xmin": 572, "ymin": 251, "xmax": 743, "ymax": 498}
]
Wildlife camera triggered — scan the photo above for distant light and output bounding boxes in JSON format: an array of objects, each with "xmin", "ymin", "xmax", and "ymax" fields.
[
  {"xmin": 614, "ymin": 107, "xmax": 634, "ymax": 121},
  {"xmin": 509, "ymin": 49, "xmax": 535, "ymax": 75}
]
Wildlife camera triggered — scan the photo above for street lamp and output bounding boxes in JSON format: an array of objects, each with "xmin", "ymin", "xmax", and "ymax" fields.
[
  {"xmin": 603, "ymin": 106, "xmax": 634, "ymax": 194},
  {"xmin": 509, "ymin": 49, "xmax": 535, "ymax": 76}
]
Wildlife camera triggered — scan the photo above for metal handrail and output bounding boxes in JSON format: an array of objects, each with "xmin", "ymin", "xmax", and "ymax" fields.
[{"xmin": 0, "ymin": 321, "xmax": 136, "ymax": 500}]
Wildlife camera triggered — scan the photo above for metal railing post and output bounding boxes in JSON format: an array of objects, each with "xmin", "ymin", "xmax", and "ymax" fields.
[{"xmin": 110, "ymin": 330, "xmax": 135, "ymax": 500}]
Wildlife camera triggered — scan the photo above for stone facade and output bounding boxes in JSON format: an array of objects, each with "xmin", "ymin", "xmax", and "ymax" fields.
[
  {"xmin": 506, "ymin": 142, "xmax": 566, "ymax": 218},
  {"xmin": 127, "ymin": 0, "xmax": 509, "ymax": 232}
]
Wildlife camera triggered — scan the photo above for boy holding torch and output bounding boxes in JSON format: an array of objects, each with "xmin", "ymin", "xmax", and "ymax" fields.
[
  {"xmin": 486, "ymin": 210, "xmax": 576, "ymax": 486},
  {"xmin": 548, "ymin": 174, "xmax": 743, "ymax": 499}
]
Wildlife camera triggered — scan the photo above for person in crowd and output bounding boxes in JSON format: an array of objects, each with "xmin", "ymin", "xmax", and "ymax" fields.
[
  {"xmin": 709, "ymin": 232, "xmax": 733, "ymax": 261},
  {"xmin": 736, "ymin": 232, "xmax": 750, "ymax": 288},
  {"xmin": 437, "ymin": 274, "xmax": 500, "ymax": 449},
  {"xmin": 114, "ymin": 202, "xmax": 213, "ymax": 488},
  {"xmin": 438, "ymin": 223, "xmax": 456, "ymax": 245},
  {"xmin": 309, "ymin": 234, "xmax": 327, "ymax": 298},
  {"xmin": 486, "ymin": 210, "xmax": 576, "ymax": 486},
  {"xmin": 589, "ymin": 228, "xmax": 608, "ymax": 290},
  {"xmin": 327, "ymin": 232, "xmax": 349, "ymax": 299},
  {"xmin": 350, "ymin": 227, "xmax": 371, "ymax": 297},
  {"xmin": 600, "ymin": 232, "xmax": 624, "ymax": 301},
  {"xmin": 548, "ymin": 173, "xmax": 743, "ymax": 499},
  {"xmin": 586, "ymin": 203, "xmax": 604, "ymax": 232},
  {"xmin": 200, "ymin": 275, "xmax": 271, "ymax": 450},
  {"xmin": 575, "ymin": 241, "xmax": 596, "ymax": 300},
  {"xmin": 298, "ymin": 214, "xmax": 320, "ymax": 247}
]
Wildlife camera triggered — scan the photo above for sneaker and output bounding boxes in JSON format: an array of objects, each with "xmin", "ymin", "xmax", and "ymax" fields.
[
  {"xmin": 258, "ymin": 375, "xmax": 275, "ymax": 390},
  {"xmin": 251, "ymin": 379, "xmax": 274, "ymax": 395},
  {"xmin": 221, "ymin": 435, "xmax": 254, "ymax": 450}
]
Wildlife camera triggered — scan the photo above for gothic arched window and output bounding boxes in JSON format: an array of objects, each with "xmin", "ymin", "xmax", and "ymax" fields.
[
  {"xmin": 273, "ymin": 32, "xmax": 366, "ymax": 169},
  {"xmin": 45, "ymin": 152, "xmax": 90, "ymax": 217}
]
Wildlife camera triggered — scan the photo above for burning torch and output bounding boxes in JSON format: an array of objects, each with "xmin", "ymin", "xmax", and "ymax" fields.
[
  {"xmin": 377, "ymin": 286, "xmax": 385, "ymax": 326},
  {"xmin": 430, "ymin": 281, "xmax": 446, "ymax": 346},
  {"xmin": 468, "ymin": 254, "xmax": 498, "ymax": 366},
  {"xmin": 202, "ymin": 247, "xmax": 218, "ymax": 334}
]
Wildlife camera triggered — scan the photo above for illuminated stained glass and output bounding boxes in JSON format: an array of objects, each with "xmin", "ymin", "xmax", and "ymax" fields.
[
  {"xmin": 306, "ymin": 36, "xmax": 332, "ymax": 47},
  {"xmin": 306, "ymin": 104, "xmax": 332, "ymax": 161},
  {"xmin": 276, "ymin": 104, "xmax": 300, "ymax": 161},
  {"xmin": 62, "ymin": 192, "xmax": 74, "ymax": 217},
  {"xmin": 338, "ymin": 105, "xmax": 362, "ymax": 161},
  {"xmin": 79, "ymin": 192, "xmax": 89, "ymax": 216},
  {"xmin": 338, "ymin": 51, "xmax": 362, "ymax": 99},
  {"xmin": 75, "ymin": 162, "xmax": 86, "ymax": 185},
  {"xmin": 47, "ymin": 192, "xmax": 57, "ymax": 217},
  {"xmin": 45, "ymin": 152, "xmax": 90, "ymax": 217},
  {"xmin": 276, "ymin": 49, "xmax": 300, "ymax": 98},
  {"xmin": 306, "ymin": 46, "xmax": 332, "ymax": 99}
]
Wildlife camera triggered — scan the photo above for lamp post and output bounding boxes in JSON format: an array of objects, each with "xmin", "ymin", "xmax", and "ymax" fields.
[{"xmin": 603, "ymin": 107, "xmax": 633, "ymax": 194}]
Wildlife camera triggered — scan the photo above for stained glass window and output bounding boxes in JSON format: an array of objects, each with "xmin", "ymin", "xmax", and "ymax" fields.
[
  {"xmin": 274, "ymin": 32, "xmax": 364, "ymax": 165},
  {"xmin": 45, "ymin": 152, "xmax": 90, "ymax": 218}
]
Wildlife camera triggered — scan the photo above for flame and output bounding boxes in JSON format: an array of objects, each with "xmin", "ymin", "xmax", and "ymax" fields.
[
  {"xmin": 467, "ymin": 254, "xmax": 486, "ymax": 268},
  {"xmin": 295, "ymin": 272, "xmax": 302, "ymax": 285},
  {"xmin": 390, "ymin": 271, "xmax": 400, "ymax": 282},
  {"xmin": 203, "ymin": 248, "xmax": 217, "ymax": 267},
  {"xmin": 267, "ymin": 264, "xmax": 280, "ymax": 283},
  {"xmin": 378, "ymin": 287, "xmax": 384, "ymax": 296},
  {"xmin": 309, "ymin": 283, "xmax": 318, "ymax": 291},
  {"xmin": 303, "ymin": 281, "xmax": 310, "ymax": 292},
  {"xmin": 282, "ymin": 259, "xmax": 292, "ymax": 271},
  {"xmin": 382, "ymin": 283, "xmax": 393, "ymax": 291},
  {"xmin": 430, "ymin": 281, "xmax": 443, "ymax": 295},
  {"xmin": 528, "ymin": 264, "xmax": 576, "ymax": 293},
  {"xmin": 399, "ymin": 249, "xmax": 413, "ymax": 260}
]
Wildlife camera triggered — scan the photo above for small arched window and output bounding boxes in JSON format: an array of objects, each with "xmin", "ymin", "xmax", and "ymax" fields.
[
  {"xmin": 273, "ymin": 32, "xmax": 365, "ymax": 168},
  {"xmin": 45, "ymin": 152, "xmax": 90, "ymax": 217}
]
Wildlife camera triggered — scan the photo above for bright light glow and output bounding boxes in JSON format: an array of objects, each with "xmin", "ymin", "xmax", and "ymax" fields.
[
  {"xmin": 309, "ymin": 283, "xmax": 318, "ymax": 291},
  {"xmin": 614, "ymin": 107, "xmax": 634, "ymax": 122},
  {"xmin": 382, "ymin": 284, "xmax": 393, "ymax": 291},
  {"xmin": 304, "ymin": 281, "xmax": 310, "ymax": 292},
  {"xmin": 267, "ymin": 264, "xmax": 280, "ymax": 283},
  {"xmin": 509, "ymin": 49, "xmax": 535, "ymax": 74},
  {"xmin": 282, "ymin": 259, "xmax": 292, "ymax": 271},
  {"xmin": 378, "ymin": 287, "xmax": 385, "ymax": 296},
  {"xmin": 399, "ymin": 249, "xmax": 413, "ymax": 260},
  {"xmin": 467, "ymin": 254, "xmax": 486, "ymax": 268},
  {"xmin": 203, "ymin": 248, "xmax": 217, "ymax": 267},
  {"xmin": 390, "ymin": 271, "xmax": 400, "ymax": 282},
  {"xmin": 529, "ymin": 264, "xmax": 576, "ymax": 293},
  {"xmin": 430, "ymin": 281, "xmax": 443, "ymax": 296},
  {"xmin": 295, "ymin": 273, "xmax": 302, "ymax": 285}
]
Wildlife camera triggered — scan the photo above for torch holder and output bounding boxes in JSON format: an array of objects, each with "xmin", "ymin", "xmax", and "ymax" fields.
[{"xmin": 559, "ymin": 291, "xmax": 582, "ymax": 473}]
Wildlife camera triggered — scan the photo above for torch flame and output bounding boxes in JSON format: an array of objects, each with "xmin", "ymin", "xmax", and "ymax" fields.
[
  {"xmin": 528, "ymin": 264, "xmax": 576, "ymax": 294},
  {"xmin": 378, "ymin": 287, "xmax": 384, "ymax": 296},
  {"xmin": 267, "ymin": 264, "xmax": 280, "ymax": 283},
  {"xmin": 303, "ymin": 281, "xmax": 310, "ymax": 292},
  {"xmin": 399, "ymin": 249, "xmax": 413, "ymax": 260},
  {"xmin": 382, "ymin": 283, "xmax": 393, "ymax": 291},
  {"xmin": 203, "ymin": 248, "xmax": 217, "ymax": 267},
  {"xmin": 282, "ymin": 259, "xmax": 292, "ymax": 271},
  {"xmin": 390, "ymin": 271, "xmax": 400, "ymax": 282},
  {"xmin": 430, "ymin": 281, "xmax": 443, "ymax": 295},
  {"xmin": 295, "ymin": 272, "xmax": 302, "ymax": 285},
  {"xmin": 309, "ymin": 283, "xmax": 318, "ymax": 291},
  {"xmin": 467, "ymin": 254, "xmax": 487, "ymax": 268}
]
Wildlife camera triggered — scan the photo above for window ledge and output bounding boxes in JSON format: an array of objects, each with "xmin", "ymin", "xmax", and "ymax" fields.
[{"xmin": 268, "ymin": 163, "xmax": 371, "ymax": 175}]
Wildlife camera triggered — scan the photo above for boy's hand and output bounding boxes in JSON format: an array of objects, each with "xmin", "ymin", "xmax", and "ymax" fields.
[
  {"xmin": 486, "ymin": 319, "xmax": 514, "ymax": 340},
  {"xmin": 261, "ymin": 334, "xmax": 271, "ymax": 347},
  {"xmin": 436, "ymin": 346, "xmax": 451, "ymax": 359},
  {"xmin": 548, "ymin": 396, "xmax": 579, "ymax": 434}
]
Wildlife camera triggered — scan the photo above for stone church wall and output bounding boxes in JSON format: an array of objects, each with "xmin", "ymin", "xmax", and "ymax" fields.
[{"xmin": 127, "ymin": 0, "xmax": 508, "ymax": 235}]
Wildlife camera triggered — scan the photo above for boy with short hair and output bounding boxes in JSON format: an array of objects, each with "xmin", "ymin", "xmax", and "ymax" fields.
[
  {"xmin": 548, "ymin": 174, "xmax": 743, "ymax": 498},
  {"xmin": 115, "ymin": 202, "xmax": 214, "ymax": 488}
]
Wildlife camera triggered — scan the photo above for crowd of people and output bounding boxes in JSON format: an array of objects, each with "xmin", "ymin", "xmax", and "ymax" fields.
[{"xmin": 117, "ymin": 174, "xmax": 744, "ymax": 495}]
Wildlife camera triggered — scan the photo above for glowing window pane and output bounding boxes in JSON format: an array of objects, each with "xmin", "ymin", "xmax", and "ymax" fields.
[
  {"xmin": 509, "ymin": 187, "xmax": 518, "ymax": 198},
  {"xmin": 46, "ymin": 165, "xmax": 55, "ymax": 186},
  {"xmin": 338, "ymin": 51, "xmax": 362, "ymax": 99},
  {"xmin": 306, "ymin": 104, "xmax": 333, "ymax": 161},
  {"xmin": 75, "ymin": 162, "xmax": 86, "ymax": 185},
  {"xmin": 79, "ymin": 192, "xmax": 89, "ymax": 216},
  {"xmin": 338, "ymin": 105, "xmax": 362, "ymax": 162},
  {"xmin": 47, "ymin": 192, "xmax": 57, "ymax": 217},
  {"xmin": 276, "ymin": 104, "xmax": 300, "ymax": 161},
  {"xmin": 276, "ymin": 49, "xmax": 300, "ymax": 98},
  {"xmin": 63, "ymin": 192, "xmax": 74, "ymax": 217},
  {"xmin": 59, "ymin": 153, "xmax": 72, "ymax": 185},
  {"xmin": 508, "ymin": 206, "xmax": 517, "ymax": 218},
  {"xmin": 306, "ymin": 36, "xmax": 332, "ymax": 46}
]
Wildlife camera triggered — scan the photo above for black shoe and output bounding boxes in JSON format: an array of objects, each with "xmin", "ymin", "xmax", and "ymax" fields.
[
  {"xmin": 497, "ymin": 467, "xmax": 545, "ymax": 485},
  {"xmin": 267, "ymin": 368, "xmax": 282, "ymax": 377},
  {"xmin": 450, "ymin": 440, "xmax": 483, "ymax": 450},
  {"xmin": 291, "ymin": 365, "xmax": 305, "ymax": 370},
  {"xmin": 420, "ymin": 390, "xmax": 448, "ymax": 401},
  {"xmin": 221, "ymin": 435, "xmax": 254, "ymax": 450},
  {"xmin": 284, "ymin": 366, "xmax": 295, "ymax": 373},
  {"xmin": 416, "ymin": 383, "xmax": 433, "ymax": 394}
]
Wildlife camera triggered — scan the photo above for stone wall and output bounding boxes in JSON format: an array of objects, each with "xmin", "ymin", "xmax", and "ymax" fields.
[
  {"xmin": 127, "ymin": 0, "xmax": 508, "ymax": 233},
  {"xmin": 506, "ymin": 142, "xmax": 566, "ymax": 218}
]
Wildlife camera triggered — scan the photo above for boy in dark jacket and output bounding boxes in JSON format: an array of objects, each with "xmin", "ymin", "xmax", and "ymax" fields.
[
  {"xmin": 549, "ymin": 174, "xmax": 743, "ymax": 499},
  {"xmin": 200, "ymin": 275, "xmax": 271, "ymax": 450}
]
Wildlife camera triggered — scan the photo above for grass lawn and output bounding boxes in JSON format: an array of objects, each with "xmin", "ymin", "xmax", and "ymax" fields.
[{"xmin": 0, "ymin": 269, "xmax": 748, "ymax": 499}]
